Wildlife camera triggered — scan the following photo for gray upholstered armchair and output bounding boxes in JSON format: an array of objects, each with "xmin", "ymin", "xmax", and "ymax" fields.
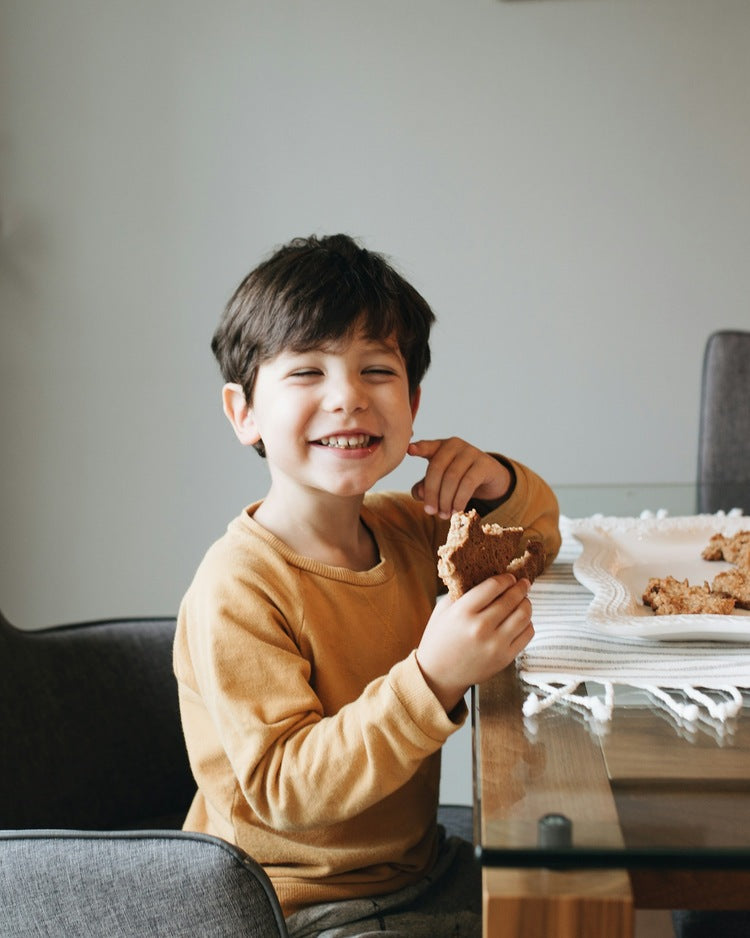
[
  {"xmin": 0, "ymin": 610, "xmax": 472, "ymax": 937},
  {"xmin": 0, "ymin": 611, "xmax": 289, "ymax": 937}
]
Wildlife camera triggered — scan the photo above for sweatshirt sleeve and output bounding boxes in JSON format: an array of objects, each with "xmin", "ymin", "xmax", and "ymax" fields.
[
  {"xmin": 472, "ymin": 455, "xmax": 561, "ymax": 566},
  {"xmin": 176, "ymin": 567, "xmax": 465, "ymax": 834}
]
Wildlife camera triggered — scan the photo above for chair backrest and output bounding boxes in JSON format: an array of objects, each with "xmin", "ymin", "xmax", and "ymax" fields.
[
  {"xmin": 0, "ymin": 612, "xmax": 196, "ymax": 830},
  {"xmin": 696, "ymin": 329, "xmax": 750, "ymax": 514}
]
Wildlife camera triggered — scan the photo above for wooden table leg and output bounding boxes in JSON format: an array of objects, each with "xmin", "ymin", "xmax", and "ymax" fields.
[
  {"xmin": 475, "ymin": 672, "xmax": 635, "ymax": 937},
  {"xmin": 483, "ymin": 868, "xmax": 633, "ymax": 938}
]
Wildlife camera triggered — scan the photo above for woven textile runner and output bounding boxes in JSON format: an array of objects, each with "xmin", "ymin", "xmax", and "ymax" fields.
[{"xmin": 517, "ymin": 517, "xmax": 750, "ymax": 723}]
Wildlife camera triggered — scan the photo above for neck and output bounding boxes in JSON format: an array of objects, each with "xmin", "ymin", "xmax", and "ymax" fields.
[{"xmin": 254, "ymin": 490, "xmax": 377, "ymax": 571}]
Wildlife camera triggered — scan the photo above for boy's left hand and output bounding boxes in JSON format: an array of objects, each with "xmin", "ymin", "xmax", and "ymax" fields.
[{"xmin": 408, "ymin": 437, "xmax": 512, "ymax": 519}]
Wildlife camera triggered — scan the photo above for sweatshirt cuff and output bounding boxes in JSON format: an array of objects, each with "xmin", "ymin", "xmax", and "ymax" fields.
[
  {"xmin": 467, "ymin": 453, "xmax": 517, "ymax": 514},
  {"xmin": 388, "ymin": 651, "xmax": 468, "ymax": 742}
]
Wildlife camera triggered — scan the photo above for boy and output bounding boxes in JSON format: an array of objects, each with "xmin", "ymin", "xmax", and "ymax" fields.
[{"xmin": 174, "ymin": 234, "xmax": 561, "ymax": 936}]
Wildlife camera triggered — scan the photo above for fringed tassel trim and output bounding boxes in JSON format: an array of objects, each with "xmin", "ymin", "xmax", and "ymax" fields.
[
  {"xmin": 522, "ymin": 679, "xmax": 614, "ymax": 722},
  {"xmin": 522, "ymin": 678, "xmax": 745, "ymax": 724}
]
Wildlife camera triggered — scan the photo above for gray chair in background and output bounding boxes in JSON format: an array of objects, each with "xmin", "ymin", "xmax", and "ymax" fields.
[
  {"xmin": 676, "ymin": 330, "xmax": 750, "ymax": 938},
  {"xmin": 696, "ymin": 329, "xmax": 750, "ymax": 514},
  {"xmin": 0, "ymin": 610, "xmax": 472, "ymax": 937}
]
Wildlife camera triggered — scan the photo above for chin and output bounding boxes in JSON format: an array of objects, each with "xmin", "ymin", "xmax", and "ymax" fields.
[{"xmin": 323, "ymin": 473, "xmax": 379, "ymax": 498}]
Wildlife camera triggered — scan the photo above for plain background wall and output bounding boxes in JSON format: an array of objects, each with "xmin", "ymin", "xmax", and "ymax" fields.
[{"xmin": 2, "ymin": 0, "xmax": 750, "ymax": 803}]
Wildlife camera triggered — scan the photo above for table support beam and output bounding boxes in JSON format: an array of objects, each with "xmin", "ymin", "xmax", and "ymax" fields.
[{"xmin": 483, "ymin": 868, "xmax": 632, "ymax": 937}]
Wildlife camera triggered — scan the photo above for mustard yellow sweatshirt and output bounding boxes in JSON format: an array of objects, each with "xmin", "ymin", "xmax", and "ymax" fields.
[{"xmin": 173, "ymin": 459, "xmax": 560, "ymax": 915}]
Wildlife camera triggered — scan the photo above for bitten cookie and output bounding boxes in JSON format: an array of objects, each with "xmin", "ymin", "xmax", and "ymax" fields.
[
  {"xmin": 507, "ymin": 539, "xmax": 547, "ymax": 583},
  {"xmin": 437, "ymin": 509, "xmax": 545, "ymax": 601}
]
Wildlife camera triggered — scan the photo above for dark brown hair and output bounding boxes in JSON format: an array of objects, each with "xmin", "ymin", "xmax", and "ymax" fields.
[{"xmin": 212, "ymin": 233, "xmax": 435, "ymax": 407}]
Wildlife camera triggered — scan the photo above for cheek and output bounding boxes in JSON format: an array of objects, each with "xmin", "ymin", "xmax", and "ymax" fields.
[
  {"xmin": 390, "ymin": 402, "xmax": 418, "ymax": 448},
  {"xmin": 263, "ymin": 395, "xmax": 314, "ymax": 436},
  {"xmin": 398, "ymin": 391, "xmax": 418, "ymax": 429}
]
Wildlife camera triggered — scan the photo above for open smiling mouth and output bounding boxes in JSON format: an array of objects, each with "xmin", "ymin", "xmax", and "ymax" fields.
[{"xmin": 313, "ymin": 434, "xmax": 381, "ymax": 449}]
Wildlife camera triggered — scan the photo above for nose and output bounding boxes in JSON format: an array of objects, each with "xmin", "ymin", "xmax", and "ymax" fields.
[{"xmin": 322, "ymin": 375, "xmax": 368, "ymax": 414}]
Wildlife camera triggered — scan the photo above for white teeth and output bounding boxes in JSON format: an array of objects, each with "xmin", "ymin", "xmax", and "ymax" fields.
[{"xmin": 318, "ymin": 434, "xmax": 373, "ymax": 449}]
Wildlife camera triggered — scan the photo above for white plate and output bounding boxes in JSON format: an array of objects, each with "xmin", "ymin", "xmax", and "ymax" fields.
[{"xmin": 570, "ymin": 513, "xmax": 750, "ymax": 641}]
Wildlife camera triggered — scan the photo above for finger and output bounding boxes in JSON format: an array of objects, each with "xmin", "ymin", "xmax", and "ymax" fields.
[
  {"xmin": 508, "ymin": 620, "xmax": 535, "ymax": 654},
  {"xmin": 482, "ymin": 584, "xmax": 533, "ymax": 632},
  {"xmin": 454, "ymin": 573, "xmax": 521, "ymax": 610},
  {"xmin": 440, "ymin": 459, "xmax": 488, "ymax": 516},
  {"xmin": 428, "ymin": 447, "xmax": 485, "ymax": 518},
  {"xmin": 419, "ymin": 442, "xmax": 469, "ymax": 517},
  {"xmin": 407, "ymin": 439, "xmax": 442, "ymax": 460},
  {"xmin": 408, "ymin": 440, "xmax": 445, "ymax": 511}
]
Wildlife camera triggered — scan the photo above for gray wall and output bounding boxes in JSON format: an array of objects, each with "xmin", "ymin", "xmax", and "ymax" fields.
[{"xmin": 2, "ymin": 0, "xmax": 750, "ymax": 802}]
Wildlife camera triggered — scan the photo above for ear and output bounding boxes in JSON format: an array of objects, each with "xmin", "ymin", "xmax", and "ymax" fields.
[
  {"xmin": 222, "ymin": 383, "xmax": 263, "ymax": 447},
  {"xmin": 410, "ymin": 386, "xmax": 421, "ymax": 421}
]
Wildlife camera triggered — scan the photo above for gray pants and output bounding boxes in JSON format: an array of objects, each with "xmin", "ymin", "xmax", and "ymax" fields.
[{"xmin": 286, "ymin": 835, "xmax": 481, "ymax": 938}]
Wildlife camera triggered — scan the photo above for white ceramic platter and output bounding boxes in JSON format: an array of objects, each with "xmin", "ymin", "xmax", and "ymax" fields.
[{"xmin": 570, "ymin": 514, "xmax": 750, "ymax": 641}]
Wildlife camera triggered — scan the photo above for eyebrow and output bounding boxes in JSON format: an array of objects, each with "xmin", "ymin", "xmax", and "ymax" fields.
[
  {"xmin": 359, "ymin": 340, "xmax": 401, "ymax": 354},
  {"xmin": 297, "ymin": 335, "xmax": 402, "ymax": 356}
]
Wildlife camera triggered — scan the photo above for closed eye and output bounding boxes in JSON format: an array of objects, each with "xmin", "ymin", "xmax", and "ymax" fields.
[{"xmin": 363, "ymin": 367, "xmax": 398, "ymax": 377}]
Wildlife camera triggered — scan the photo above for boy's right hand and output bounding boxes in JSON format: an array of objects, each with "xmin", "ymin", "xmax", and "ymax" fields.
[{"xmin": 415, "ymin": 574, "xmax": 533, "ymax": 713}]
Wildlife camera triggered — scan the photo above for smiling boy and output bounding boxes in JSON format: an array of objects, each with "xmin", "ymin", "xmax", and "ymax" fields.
[{"xmin": 174, "ymin": 234, "xmax": 561, "ymax": 935}]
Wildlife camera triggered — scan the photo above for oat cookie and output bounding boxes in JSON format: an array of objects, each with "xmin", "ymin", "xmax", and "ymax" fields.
[
  {"xmin": 711, "ymin": 568, "xmax": 750, "ymax": 610},
  {"xmin": 701, "ymin": 531, "xmax": 750, "ymax": 569},
  {"xmin": 642, "ymin": 576, "xmax": 736, "ymax": 616}
]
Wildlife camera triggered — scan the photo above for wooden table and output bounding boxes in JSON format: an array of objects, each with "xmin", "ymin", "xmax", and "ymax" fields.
[
  {"xmin": 471, "ymin": 497, "xmax": 750, "ymax": 936},
  {"xmin": 473, "ymin": 646, "xmax": 750, "ymax": 938}
]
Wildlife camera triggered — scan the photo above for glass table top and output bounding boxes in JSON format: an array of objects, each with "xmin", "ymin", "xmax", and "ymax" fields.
[
  {"xmin": 473, "ymin": 480, "xmax": 750, "ymax": 870},
  {"xmin": 473, "ymin": 680, "xmax": 750, "ymax": 869}
]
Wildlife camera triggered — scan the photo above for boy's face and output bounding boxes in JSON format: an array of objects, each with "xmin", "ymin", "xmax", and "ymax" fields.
[{"xmin": 223, "ymin": 327, "xmax": 420, "ymax": 501}]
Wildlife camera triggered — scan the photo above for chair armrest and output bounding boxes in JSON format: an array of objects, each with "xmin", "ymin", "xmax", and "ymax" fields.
[{"xmin": 0, "ymin": 829, "xmax": 288, "ymax": 938}]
